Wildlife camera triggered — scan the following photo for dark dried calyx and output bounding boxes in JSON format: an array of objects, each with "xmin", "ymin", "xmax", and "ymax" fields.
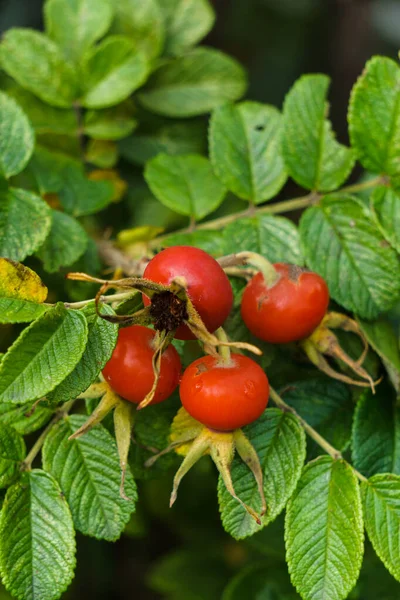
[{"xmin": 149, "ymin": 291, "xmax": 188, "ymax": 332}]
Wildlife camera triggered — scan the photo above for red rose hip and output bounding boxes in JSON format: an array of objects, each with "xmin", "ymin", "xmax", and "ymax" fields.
[
  {"xmin": 143, "ymin": 246, "xmax": 233, "ymax": 340},
  {"xmin": 241, "ymin": 263, "xmax": 329, "ymax": 344}
]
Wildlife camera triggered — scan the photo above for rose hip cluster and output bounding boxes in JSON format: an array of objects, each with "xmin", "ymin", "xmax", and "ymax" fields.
[{"xmin": 102, "ymin": 246, "xmax": 329, "ymax": 431}]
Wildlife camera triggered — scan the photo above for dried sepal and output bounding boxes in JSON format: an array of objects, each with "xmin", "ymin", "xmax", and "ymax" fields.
[
  {"xmin": 137, "ymin": 329, "xmax": 177, "ymax": 410},
  {"xmin": 114, "ymin": 400, "xmax": 135, "ymax": 500},
  {"xmin": 68, "ymin": 382, "xmax": 120, "ymax": 440}
]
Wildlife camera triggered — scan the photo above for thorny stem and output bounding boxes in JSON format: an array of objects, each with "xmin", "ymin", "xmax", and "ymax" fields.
[
  {"xmin": 65, "ymin": 291, "xmax": 137, "ymax": 309},
  {"xmin": 269, "ymin": 387, "xmax": 368, "ymax": 483},
  {"xmin": 21, "ymin": 399, "xmax": 76, "ymax": 470}
]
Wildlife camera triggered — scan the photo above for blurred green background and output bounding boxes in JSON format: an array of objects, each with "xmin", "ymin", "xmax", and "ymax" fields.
[{"xmin": 1, "ymin": 0, "xmax": 400, "ymax": 598}]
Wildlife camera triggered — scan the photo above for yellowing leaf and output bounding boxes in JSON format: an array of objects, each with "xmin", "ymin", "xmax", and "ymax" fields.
[
  {"xmin": 117, "ymin": 225, "xmax": 164, "ymax": 246},
  {"xmin": 0, "ymin": 259, "xmax": 47, "ymax": 302},
  {"xmin": 88, "ymin": 169, "xmax": 127, "ymax": 202}
]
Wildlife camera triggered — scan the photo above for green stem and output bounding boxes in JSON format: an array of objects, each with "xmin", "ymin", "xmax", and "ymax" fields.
[
  {"xmin": 215, "ymin": 327, "xmax": 232, "ymax": 364},
  {"xmin": 65, "ymin": 291, "xmax": 137, "ymax": 309},
  {"xmin": 21, "ymin": 399, "xmax": 76, "ymax": 470},
  {"xmin": 340, "ymin": 175, "xmax": 384, "ymax": 194},
  {"xmin": 269, "ymin": 387, "xmax": 367, "ymax": 482}
]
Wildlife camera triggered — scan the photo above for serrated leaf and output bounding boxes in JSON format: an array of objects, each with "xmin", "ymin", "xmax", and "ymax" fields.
[
  {"xmin": 282, "ymin": 379, "xmax": 353, "ymax": 458},
  {"xmin": 145, "ymin": 153, "xmax": 226, "ymax": 219},
  {"xmin": 352, "ymin": 383, "xmax": 400, "ymax": 478},
  {"xmin": 44, "ymin": 0, "xmax": 113, "ymax": 63},
  {"xmin": 119, "ymin": 119, "xmax": 206, "ymax": 166},
  {"xmin": 139, "ymin": 47, "xmax": 247, "ymax": 118},
  {"xmin": 0, "ymin": 187, "xmax": 51, "ymax": 261},
  {"xmin": 0, "ymin": 304, "xmax": 88, "ymax": 403},
  {"xmin": 218, "ymin": 409, "xmax": 306, "ymax": 539},
  {"xmin": 0, "ymin": 402, "xmax": 52, "ymax": 435},
  {"xmin": 282, "ymin": 75, "xmax": 354, "ymax": 191},
  {"xmin": 159, "ymin": 0, "xmax": 215, "ymax": 56},
  {"xmin": 0, "ymin": 29, "xmax": 78, "ymax": 108},
  {"xmin": 222, "ymin": 214, "xmax": 304, "ymax": 265},
  {"xmin": 285, "ymin": 456, "xmax": 364, "ymax": 600},
  {"xmin": 0, "ymin": 92, "xmax": 34, "ymax": 178},
  {"xmin": 47, "ymin": 304, "xmax": 117, "ymax": 404},
  {"xmin": 0, "ymin": 424, "xmax": 25, "ymax": 487},
  {"xmin": 84, "ymin": 102, "xmax": 137, "ymax": 140},
  {"xmin": 43, "ymin": 414, "xmax": 137, "ymax": 540},
  {"xmin": 0, "ymin": 298, "xmax": 49, "ymax": 324},
  {"xmin": 300, "ymin": 194, "xmax": 400, "ymax": 319},
  {"xmin": 210, "ymin": 101, "xmax": 287, "ymax": 204},
  {"xmin": 371, "ymin": 186, "xmax": 400, "ymax": 252},
  {"xmin": 0, "ymin": 470, "xmax": 76, "ymax": 600},
  {"xmin": 348, "ymin": 56, "xmax": 400, "ymax": 190},
  {"xmin": 81, "ymin": 36, "xmax": 149, "ymax": 109},
  {"xmin": 36, "ymin": 209, "xmax": 88, "ymax": 273},
  {"xmin": 362, "ymin": 474, "xmax": 400, "ymax": 582},
  {"xmin": 111, "ymin": 0, "xmax": 164, "ymax": 60},
  {"xmin": 0, "ymin": 259, "xmax": 47, "ymax": 302}
]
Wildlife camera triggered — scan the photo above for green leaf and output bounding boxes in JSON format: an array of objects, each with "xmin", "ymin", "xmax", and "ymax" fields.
[
  {"xmin": 0, "ymin": 402, "xmax": 52, "ymax": 435},
  {"xmin": 352, "ymin": 383, "xmax": 400, "ymax": 478},
  {"xmin": 0, "ymin": 304, "xmax": 88, "ymax": 403},
  {"xmin": 285, "ymin": 456, "xmax": 364, "ymax": 600},
  {"xmin": 0, "ymin": 92, "xmax": 34, "ymax": 178},
  {"xmin": 7, "ymin": 87, "xmax": 77, "ymax": 136},
  {"xmin": 210, "ymin": 101, "xmax": 287, "ymax": 204},
  {"xmin": 0, "ymin": 29, "xmax": 78, "ymax": 108},
  {"xmin": 0, "ymin": 470, "xmax": 76, "ymax": 600},
  {"xmin": 85, "ymin": 139, "xmax": 117, "ymax": 168},
  {"xmin": 222, "ymin": 214, "xmax": 304, "ymax": 265},
  {"xmin": 44, "ymin": 0, "xmax": 113, "ymax": 62},
  {"xmin": 81, "ymin": 35, "xmax": 149, "ymax": 109},
  {"xmin": 159, "ymin": 0, "xmax": 215, "ymax": 56},
  {"xmin": 162, "ymin": 230, "xmax": 225, "ymax": 256},
  {"xmin": 47, "ymin": 304, "xmax": 117, "ymax": 404},
  {"xmin": 218, "ymin": 409, "xmax": 306, "ymax": 539},
  {"xmin": 119, "ymin": 119, "xmax": 206, "ymax": 166},
  {"xmin": 0, "ymin": 424, "xmax": 25, "ymax": 488},
  {"xmin": 282, "ymin": 75, "xmax": 354, "ymax": 191},
  {"xmin": 357, "ymin": 317, "xmax": 400, "ymax": 392},
  {"xmin": 29, "ymin": 146, "xmax": 115, "ymax": 216},
  {"xmin": 144, "ymin": 153, "xmax": 226, "ymax": 219},
  {"xmin": 111, "ymin": 0, "xmax": 164, "ymax": 60},
  {"xmin": 0, "ymin": 186, "xmax": 51, "ymax": 261},
  {"xmin": 36, "ymin": 209, "xmax": 88, "ymax": 273},
  {"xmin": 0, "ymin": 298, "xmax": 49, "ymax": 324},
  {"xmin": 362, "ymin": 474, "xmax": 400, "ymax": 582},
  {"xmin": 43, "ymin": 414, "xmax": 137, "ymax": 540},
  {"xmin": 282, "ymin": 379, "xmax": 353, "ymax": 457},
  {"xmin": 84, "ymin": 102, "xmax": 137, "ymax": 140},
  {"xmin": 138, "ymin": 47, "xmax": 247, "ymax": 118},
  {"xmin": 348, "ymin": 56, "xmax": 400, "ymax": 190},
  {"xmin": 300, "ymin": 194, "xmax": 400, "ymax": 319},
  {"xmin": 371, "ymin": 186, "xmax": 400, "ymax": 252}
]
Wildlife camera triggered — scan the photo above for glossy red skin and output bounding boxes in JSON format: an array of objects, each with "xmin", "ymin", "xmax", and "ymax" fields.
[
  {"xmin": 180, "ymin": 354, "xmax": 269, "ymax": 431},
  {"xmin": 102, "ymin": 325, "xmax": 181, "ymax": 404},
  {"xmin": 143, "ymin": 246, "xmax": 234, "ymax": 340},
  {"xmin": 241, "ymin": 263, "xmax": 329, "ymax": 344}
]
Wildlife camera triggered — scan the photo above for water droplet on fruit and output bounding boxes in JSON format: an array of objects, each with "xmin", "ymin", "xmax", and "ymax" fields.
[{"xmin": 244, "ymin": 380, "xmax": 255, "ymax": 397}]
